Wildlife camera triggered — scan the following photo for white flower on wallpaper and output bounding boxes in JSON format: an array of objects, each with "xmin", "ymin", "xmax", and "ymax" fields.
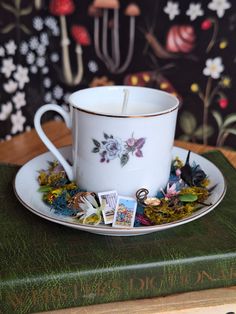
[
  {"xmin": 12, "ymin": 92, "xmax": 26, "ymax": 110},
  {"xmin": 53, "ymin": 86, "xmax": 63, "ymax": 99},
  {"xmin": 42, "ymin": 66, "xmax": 49, "ymax": 74},
  {"xmin": 186, "ymin": 3, "xmax": 204, "ymax": 20},
  {"xmin": 203, "ymin": 57, "xmax": 224, "ymax": 79},
  {"xmin": 22, "ymin": 25, "xmax": 52, "ymax": 76},
  {"xmin": 164, "ymin": 1, "xmax": 180, "ymax": 20},
  {"xmin": 30, "ymin": 65, "xmax": 38, "ymax": 74},
  {"xmin": 208, "ymin": 0, "xmax": 231, "ymax": 18},
  {"xmin": 88, "ymin": 61, "xmax": 98, "ymax": 73},
  {"xmin": 26, "ymin": 52, "xmax": 36, "ymax": 65},
  {"xmin": 50, "ymin": 53, "xmax": 59, "ymax": 63},
  {"xmin": 19, "ymin": 42, "xmax": 29, "ymax": 55},
  {"xmin": 0, "ymin": 46, "xmax": 5, "ymax": 57},
  {"xmin": 1, "ymin": 58, "xmax": 16, "ymax": 78},
  {"xmin": 36, "ymin": 57, "xmax": 46, "ymax": 68},
  {"xmin": 3, "ymin": 80, "xmax": 18, "ymax": 94},
  {"xmin": 37, "ymin": 44, "xmax": 46, "ymax": 56},
  {"xmin": 44, "ymin": 16, "xmax": 59, "ymax": 36},
  {"xmin": 11, "ymin": 110, "xmax": 26, "ymax": 134},
  {"xmin": 0, "ymin": 39, "xmax": 29, "ymax": 137},
  {"xmin": 29, "ymin": 36, "xmax": 39, "ymax": 50},
  {"xmin": 13, "ymin": 65, "xmax": 29, "ymax": 89},
  {"xmin": 43, "ymin": 78, "xmax": 51, "ymax": 88},
  {"xmin": 44, "ymin": 92, "xmax": 53, "ymax": 103},
  {"xmin": 63, "ymin": 93, "xmax": 71, "ymax": 104},
  {"xmin": 5, "ymin": 40, "xmax": 17, "ymax": 55},
  {"xmin": 0, "ymin": 102, "xmax": 13, "ymax": 121},
  {"xmin": 40, "ymin": 32, "xmax": 49, "ymax": 46},
  {"xmin": 33, "ymin": 16, "xmax": 44, "ymax": 31},
  {"xmin": 0, "ymin": 14, "xmax": 63, "ymax": 140}
]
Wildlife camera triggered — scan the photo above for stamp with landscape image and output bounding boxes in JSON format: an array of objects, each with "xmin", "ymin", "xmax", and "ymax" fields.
[
  {"xmin": 112, "ymin": 196, "xmax": 137, "ymax": 228},
  {"xmin": 98, "ymin": 190, "xmax": 118, "ymax": 224}
]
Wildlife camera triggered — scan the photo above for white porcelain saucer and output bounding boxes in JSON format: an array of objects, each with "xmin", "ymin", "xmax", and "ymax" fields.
[{"xmin": 14, "ymin": 146, "xmax": 226, "ymax": 236}]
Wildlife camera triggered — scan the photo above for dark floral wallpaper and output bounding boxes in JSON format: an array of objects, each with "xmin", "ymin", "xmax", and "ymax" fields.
[{"xmin": 0, "ymin": 0, "xmax": 236, "ymax": 149}]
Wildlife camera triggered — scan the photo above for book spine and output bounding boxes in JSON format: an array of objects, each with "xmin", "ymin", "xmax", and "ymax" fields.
[{"xmin": 1, "ymin": 255, "xmax": 236, "ymax": 313}]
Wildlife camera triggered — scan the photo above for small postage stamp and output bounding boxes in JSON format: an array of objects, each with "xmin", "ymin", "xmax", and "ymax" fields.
[
  {"xmin": 98, "ymin": 190, "xmax": 118, "ymax": 224},
  {"xmin": 112, "ymin": 196, "xmax": 137, "ymax": 228}
]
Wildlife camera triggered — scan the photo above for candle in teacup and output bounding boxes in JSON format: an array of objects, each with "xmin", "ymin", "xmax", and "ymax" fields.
[{"xmin": 34, "ymin": 86, "xmax": 179, "ymax": 196}]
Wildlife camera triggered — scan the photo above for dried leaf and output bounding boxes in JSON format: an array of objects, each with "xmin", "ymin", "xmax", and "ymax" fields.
[
  {"xmin": 179, "ymin": 194, "xmax": 198, "ymax": 202},
  {"xmin": 38, "ymin": 186, "xmax": 52, "ymax": 193}
]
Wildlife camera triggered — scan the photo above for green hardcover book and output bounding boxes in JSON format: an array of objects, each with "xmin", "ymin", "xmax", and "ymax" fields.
[{"xmin": 1, "ymin": 151, "xmax": 236, "ymax": 313}]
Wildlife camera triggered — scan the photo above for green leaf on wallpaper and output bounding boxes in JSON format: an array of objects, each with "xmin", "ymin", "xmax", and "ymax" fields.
[
  {"xmin": 222, "ymin": 114, "xmax": 236, "ymax": 128},
  {"xmin": 179, "ymin": 111, "xmax": 197, "ymax": 135},
  {"xmin": 225, "ymin": 128, "xmax": 236, "ymax": 136},
  {"xmin": 20, "ymin": 24, "xmax": 31, "ymax": 34},
  {"xmin": 1, "ymin": 2, "xmax": 17, "ymax": 15},
  {"xmin": 1, "ymin": 24, "xmax": 15, "ymax": 34},
  {"xmin": 212, "ymin": 110, "xmax": 223, "ymax": 128},
  {"xmin": 20, "ymin": 6, "xmax": 32, "ymax": 16},
  {"xmin": 194, "ymin": 125, "xmax": 214, "ymax": 139},
  {"xmin": 15, "ymin": 0, "xmax": 21, "ymax": 10},
  {"xmin": 178, "ymin": 134, "xmax": 191, "ymax": 141}
]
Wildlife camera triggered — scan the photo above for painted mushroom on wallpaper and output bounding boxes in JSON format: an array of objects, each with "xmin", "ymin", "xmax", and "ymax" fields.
[
  {"xmin": 89, "ymin": 0, "xmax": 140, "ymax": 73},
  {"xmin": 50, "ymin": 0, "xmax": 90, "ymax": 86},
  {"xmin": 71, "ymin": 25, "xmax": 91, "ymax": 85}
]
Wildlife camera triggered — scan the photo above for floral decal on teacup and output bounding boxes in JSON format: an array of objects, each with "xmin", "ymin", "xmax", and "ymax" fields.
[{"xmin": 92, "ymin": 133, "xmax": 146, "ymax": 167}]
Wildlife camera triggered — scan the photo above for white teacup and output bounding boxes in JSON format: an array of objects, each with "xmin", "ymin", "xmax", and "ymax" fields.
[{"xmin": 34, "ymin": 86, "xmax": 179, "ymax": 196}]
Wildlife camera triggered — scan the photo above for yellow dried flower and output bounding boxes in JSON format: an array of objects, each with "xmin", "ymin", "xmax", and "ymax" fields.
[{"xmin": 173, "ymin": 156, "xmax": 184, "ymax": 169}]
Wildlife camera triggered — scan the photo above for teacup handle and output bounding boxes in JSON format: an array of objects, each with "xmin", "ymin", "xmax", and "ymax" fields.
[{"xmin": 34, "ymin": 104, "xmax": 73, "ymax": 181}]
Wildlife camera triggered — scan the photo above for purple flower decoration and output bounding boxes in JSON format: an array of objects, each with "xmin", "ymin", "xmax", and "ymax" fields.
[{"xmin": 92, "ymin": 133, "xmax": 146, "ymax": 167}]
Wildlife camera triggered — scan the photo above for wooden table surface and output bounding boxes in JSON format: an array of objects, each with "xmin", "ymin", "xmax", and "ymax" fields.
[{"xmin": 1, "ymin": 120, "xmax": 236, "ymax": 314}]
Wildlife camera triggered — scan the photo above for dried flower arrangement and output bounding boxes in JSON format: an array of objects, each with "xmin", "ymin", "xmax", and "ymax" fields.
[{"xmin": 37, "ymin": 151, "xmax": 213, "ymax": 227}]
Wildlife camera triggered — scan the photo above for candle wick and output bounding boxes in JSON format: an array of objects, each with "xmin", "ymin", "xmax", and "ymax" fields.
[{"xmin": 121, "ymin": 89, "xmax": 129, "ymax": 114}]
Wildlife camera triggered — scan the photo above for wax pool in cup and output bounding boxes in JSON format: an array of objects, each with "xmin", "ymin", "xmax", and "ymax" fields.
[{"xmin": 69, "ymin": 87, "xmax": 176, "ymax": 116}]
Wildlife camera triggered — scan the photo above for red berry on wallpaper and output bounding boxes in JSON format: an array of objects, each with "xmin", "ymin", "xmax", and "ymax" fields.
[
  {"xmin": 201, "ymin": 19, "xmax": 212, "ymax": 30},
  {"xmin": 219, "ymin": 98, "xmax": 228, "ymax": 109}
]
